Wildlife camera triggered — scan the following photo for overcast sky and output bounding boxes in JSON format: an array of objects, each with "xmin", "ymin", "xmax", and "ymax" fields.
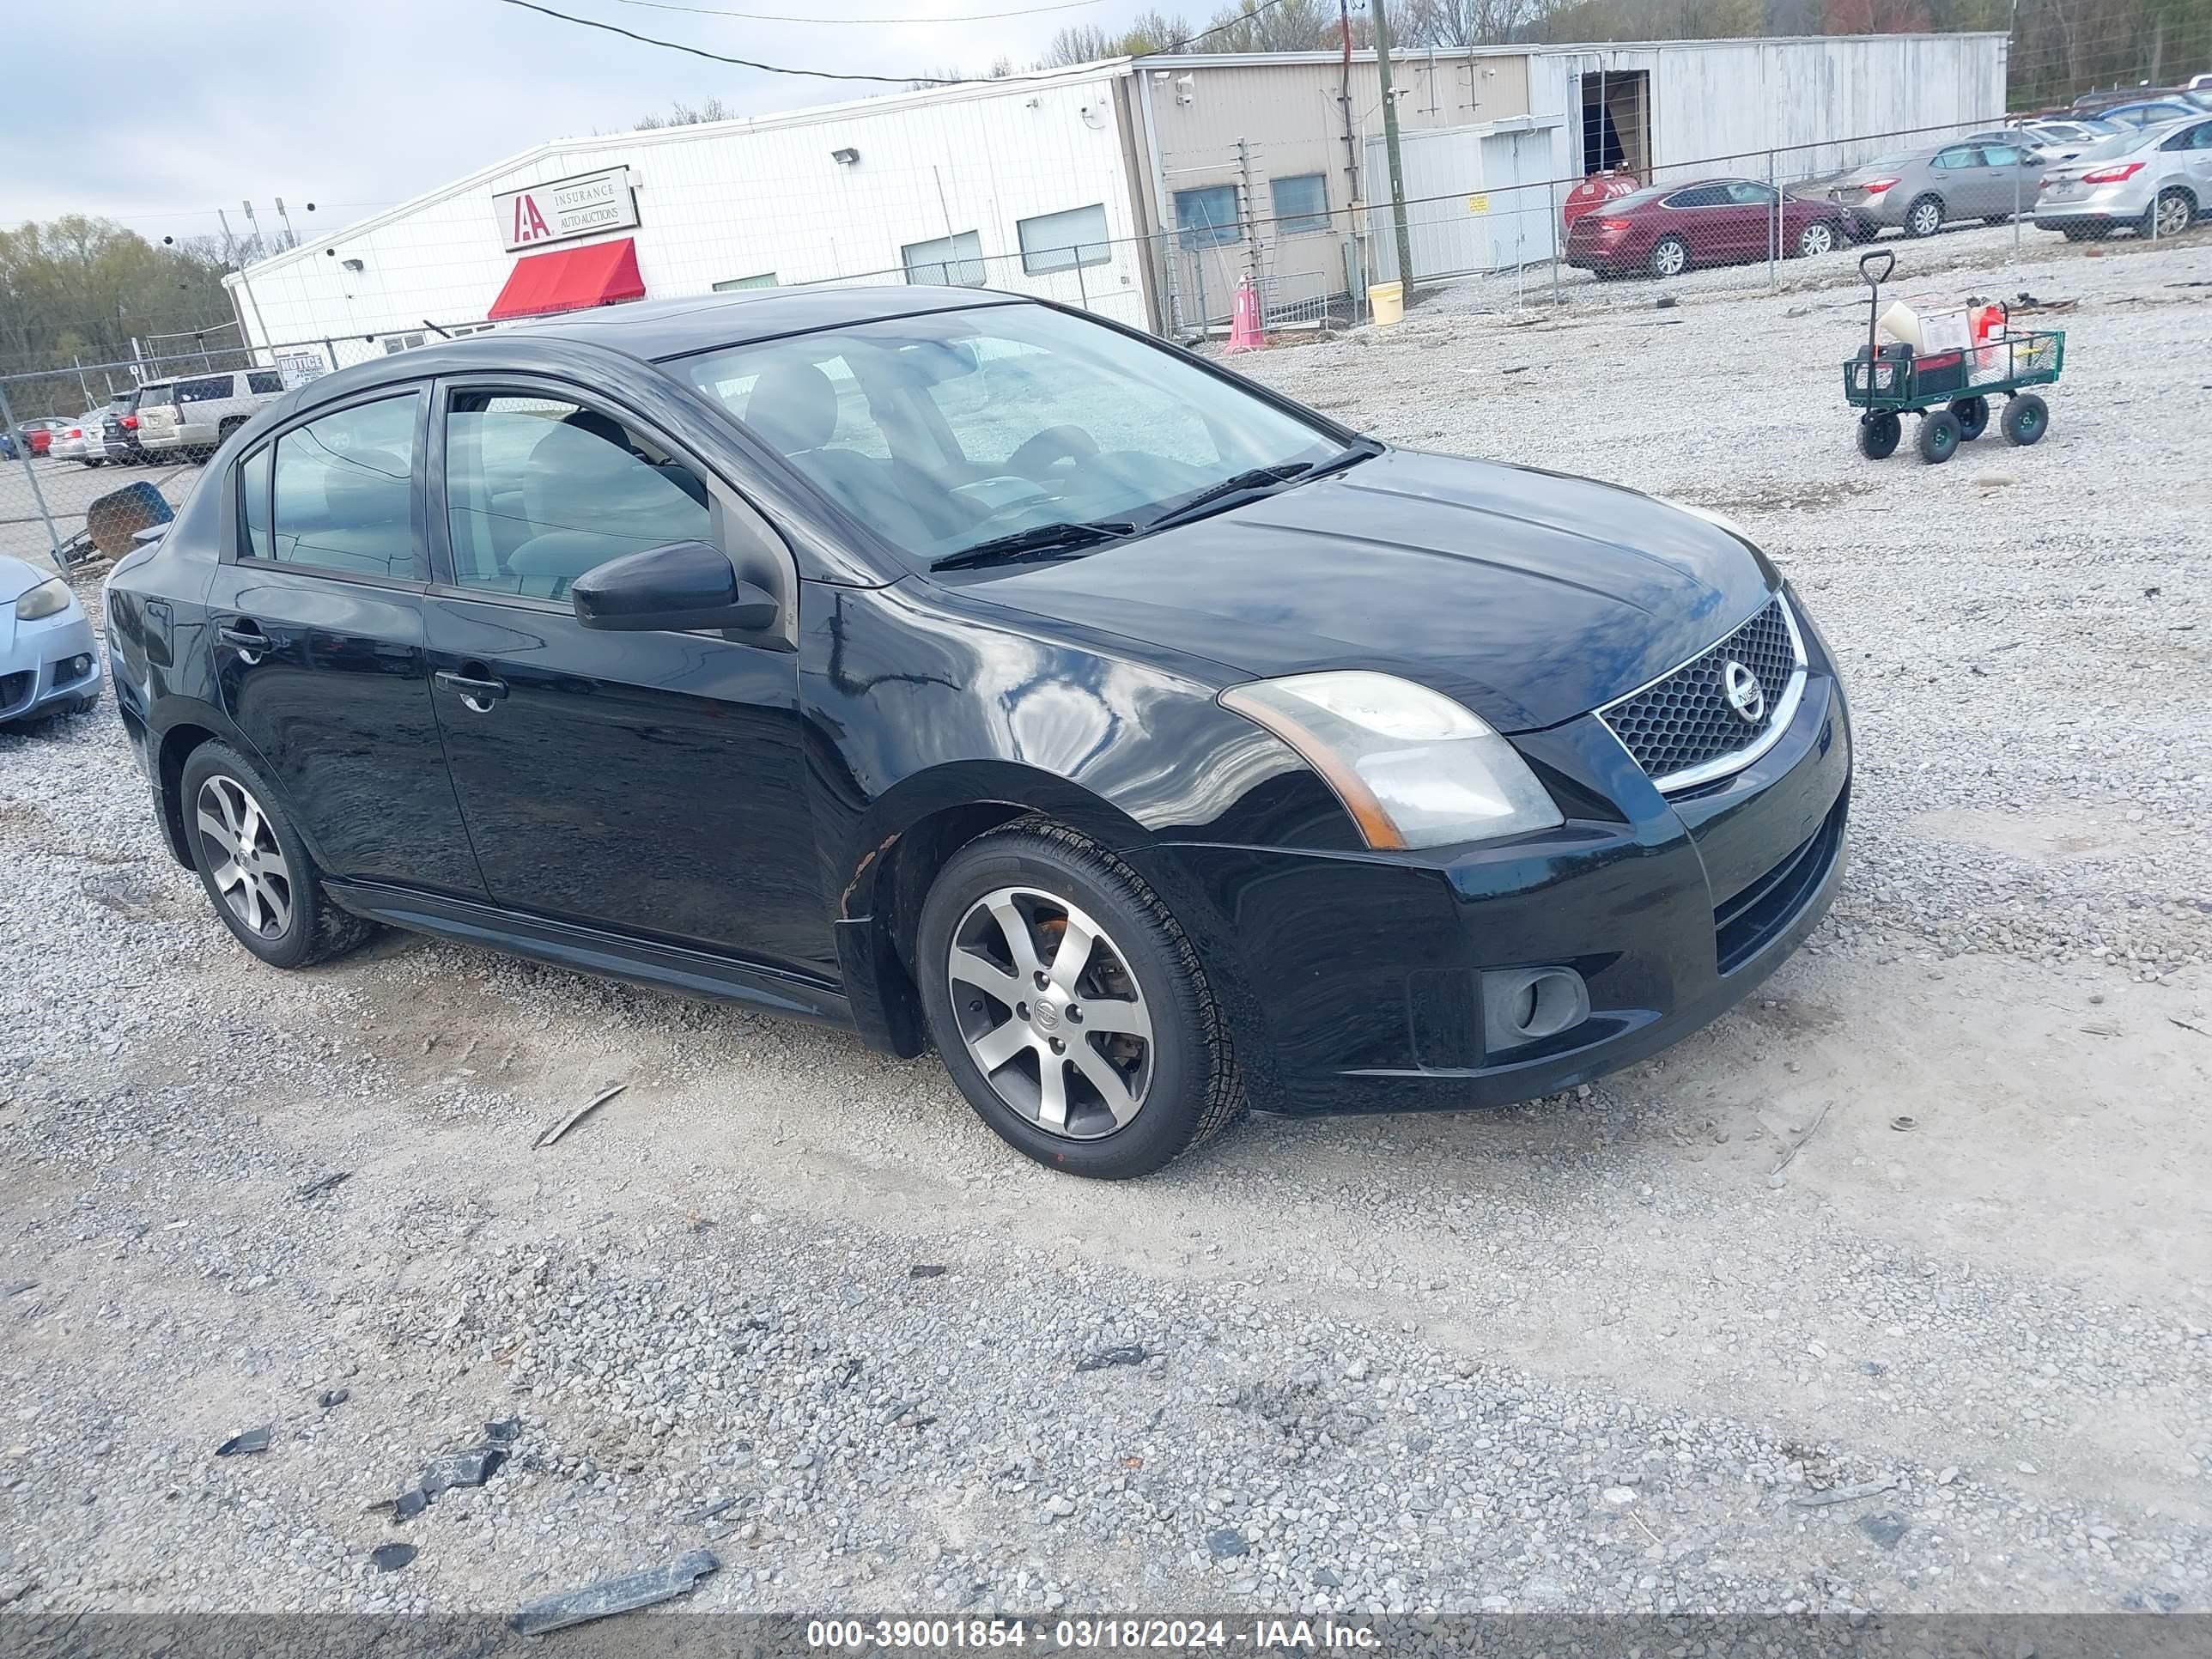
[{"xmin": 11, "ymin": 0, "xmax": 1165, "ymax": 245}]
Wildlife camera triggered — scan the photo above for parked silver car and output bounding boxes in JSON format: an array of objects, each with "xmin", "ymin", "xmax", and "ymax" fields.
[
  {"xmin": 1826, "ymin": 137, "xmax": 2048, "ymax": 237},
  {"xmin": 0, "ymin": 556, "xmax": 100, "ymax": 727},
  {"xmin": 2035, "ymin": 115, "xmax": 2212, "ymax": 240}
]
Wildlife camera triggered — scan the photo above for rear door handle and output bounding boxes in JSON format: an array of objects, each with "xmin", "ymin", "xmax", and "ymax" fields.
[
  {"xmin": 435, "ymin": 670, "xmax": 509, "ymax": 714},
  {"xmin": 217, "ymin": 622, "xmax": 269, "ymax": 664}
]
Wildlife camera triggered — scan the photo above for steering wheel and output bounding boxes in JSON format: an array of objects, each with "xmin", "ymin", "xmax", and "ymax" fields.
[{"xmin": 1005, "ymin": 424, "xmax": 1099, "ymax": 481}]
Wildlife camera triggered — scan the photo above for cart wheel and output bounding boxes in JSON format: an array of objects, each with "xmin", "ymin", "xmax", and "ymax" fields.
[
  {"xmin": 1949, "ymin": 396, "xmax": 1990, "ymax": 441},
  {"xmin": 2002, "ymin": 393, "xmax": 2048, "ymax": 447},
  {"xmin": 1857, "ymin": 411, "xmax": 1901, "ymax": 461},
  {"xmin": 1918, "ymin": 410, "xmax": 1961, "ymax": 465}
]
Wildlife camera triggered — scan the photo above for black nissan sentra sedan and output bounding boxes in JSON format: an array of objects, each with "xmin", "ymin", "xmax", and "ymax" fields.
[{"xmin": 103, "ymin": 288, "xmax": 1850, "ymax": 1177}]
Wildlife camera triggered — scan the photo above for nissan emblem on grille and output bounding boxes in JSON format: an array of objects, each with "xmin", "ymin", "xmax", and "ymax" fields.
[
  {"xmin": 1598, "ymin": 597, "xmax": 1803, "ymax": 790},
  {"xmin": 1722, "ymin": 660, "xmax": 1765, "ymax": 724}
]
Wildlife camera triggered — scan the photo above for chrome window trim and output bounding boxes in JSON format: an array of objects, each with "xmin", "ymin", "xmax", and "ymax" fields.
[{"xmin": 1597, "ymin": 592, "xmax": 1809, "ymax": 794}]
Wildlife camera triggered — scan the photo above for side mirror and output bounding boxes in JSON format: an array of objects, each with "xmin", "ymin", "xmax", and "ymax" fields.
[{"xmin": 571, "ymin": 540, "xmax": 779, "ymax": 632}]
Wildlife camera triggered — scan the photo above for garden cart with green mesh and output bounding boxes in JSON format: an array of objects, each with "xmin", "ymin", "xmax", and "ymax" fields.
[{"xmin": 1843, "ymin": 249, "xmax": 2066, "ymax": 465}]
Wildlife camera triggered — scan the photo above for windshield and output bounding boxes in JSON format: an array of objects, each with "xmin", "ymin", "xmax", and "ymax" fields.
[{"xmin": 676, "ymin": 302, "xmax": 1342, "ymax": 566}]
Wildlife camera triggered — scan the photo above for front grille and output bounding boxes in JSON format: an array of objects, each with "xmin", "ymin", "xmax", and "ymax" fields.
[{"xmin": 1600, "ymin": 597, "xmax": 1801, "ymax": 788}]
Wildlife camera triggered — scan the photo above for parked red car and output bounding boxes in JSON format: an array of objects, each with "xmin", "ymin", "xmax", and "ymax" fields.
[
  {"xmin": 23, "ymin": 422, "xmax": 55, "ymax": 456},
  {"xmin": 1565, "ymin": 178, "xmax": 1852, "ymax": 279}
]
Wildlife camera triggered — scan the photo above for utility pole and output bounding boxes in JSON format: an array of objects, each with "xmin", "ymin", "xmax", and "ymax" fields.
[{"xmin": 1372, "ymin": 0, "xmax": 1416, "ymax": 304}]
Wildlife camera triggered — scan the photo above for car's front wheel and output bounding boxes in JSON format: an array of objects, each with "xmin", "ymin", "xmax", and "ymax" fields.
[
  {"xmin": 1796, "ymin": 220, "xmax": 1838, "ymax": 258},
  {"xmin": 180, "ymin": 742, "xmax": 374, "ymax": 969},
  {"xmin": 916, "ymin": 819, "xmax": 1242, "ymax": 1178}
]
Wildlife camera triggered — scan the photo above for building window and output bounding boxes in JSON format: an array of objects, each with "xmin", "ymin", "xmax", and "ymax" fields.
[
  {"xmin": 902, "ymin": 230, "xmax": 987, "ymax": 287},
  {"xmin": 714, "ymin": 273, "xmax": 778, "ymax": 291},
  {"xmin": 1270, "ymin": 173, "xmax": 1330, "ymax": 235},
  {"xmin": 1016, "ymin": 204, "xmax": 1110, "ymax": 275},
  {"xmin": 1174, "ymin": 185, "xmax": 1240, "ymax": 249}
]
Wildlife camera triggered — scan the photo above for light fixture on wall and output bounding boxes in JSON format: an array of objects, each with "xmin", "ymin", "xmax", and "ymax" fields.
[
  {"xmin": 341, "ymin": 258, "xmax": 365, "ymax": 272},
  {"xmin": 830, "ymin": 147, "xmax": 860, "ymax": 166},
  {"xmin": 1175, "ymin": 73, "xmax": 1194, "ymax": 106}
]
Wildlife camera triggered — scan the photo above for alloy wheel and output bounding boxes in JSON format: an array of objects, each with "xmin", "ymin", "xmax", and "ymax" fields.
[
  {"xmin": 1909, "ymin": 199, "xmax": 1942, "ymax": 237},
  {"xmin": 194, "ymin": 775, "xmax": 294, "ymax": 939},
  {"xmin": 2154, "ymin": 191, "xmax": 2191, "ymax": 239},
  {"xmin": 1651, "ymin": 238, "xmax": 1686, "ymax": 277},
  {"xmin": 1799, "ymin": 222, "xmax": 1835, "ymax": 257},
  {"xmin": 946, "ymin": 886, "xmax": 1152, "ymax": 1139}
]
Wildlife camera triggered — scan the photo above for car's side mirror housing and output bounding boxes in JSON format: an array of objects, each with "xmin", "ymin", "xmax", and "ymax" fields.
[{"xmin": 571, "ymin": 540, "xmax": 780, "ymax": 633}]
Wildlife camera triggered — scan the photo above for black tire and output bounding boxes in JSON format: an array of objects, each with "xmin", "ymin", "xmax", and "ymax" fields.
[
  {"xmin": 1949, "ymin": 395, "xmax": 1990, "ymax": 441},
  {"xmin": 215, "ymin": 418, "xmax": 246, "ymax": 454},
  {"xmin": 1647, "ymin": 235, "xmax": 1689, "ymax": 279},
  {"xmin": 1795, "ymin": 220, "xmax": 1839, "ymax": 258},
  {"xmin": 2002, "ymin": 392, "xmax": 2048, "ymax": 446},
  {"xmin": 2059, "ymin": 224, "xmax": 2094, "ymax": 241},
  {"xmin": 1905, "ymin": 194, "xmax": 1944, "ymax": 238},
  {"xmin": 915, "ymin": 817, "xmax": 1243, "ymax": 1178},
  {"xmin": 2142, "ymin": 188, "xmax": 2196, "ymax": 240},
  {"xmin": 1856, "ymin": 411, "xmax": 1901, "ymax": 460},
  {"xmin": 178, "ymin": 741, "xmax": 375, "ymax": 970},
  {"xmin": 1918, "ymin": 409, "xmax": 1961, "ymax": 464},
  {"xmin": 82, "ymin": 458, "xmax": 103, "ymax": 468}
]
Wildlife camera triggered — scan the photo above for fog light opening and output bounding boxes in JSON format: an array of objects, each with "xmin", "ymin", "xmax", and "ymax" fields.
[{"xmin": 1482, "ymin": 966, "xmax": 1592, "ymax": 1054}]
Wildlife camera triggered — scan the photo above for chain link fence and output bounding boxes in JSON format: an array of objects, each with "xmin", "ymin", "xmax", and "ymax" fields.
[{"xmin": 4, "ymin": 106, "xmax": 2195, "ymax": 575}]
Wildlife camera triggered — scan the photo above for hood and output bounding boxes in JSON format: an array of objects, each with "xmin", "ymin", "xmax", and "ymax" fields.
[
  {"xmin": 0, "ymin": 556, "xmax": 53, "ymax": 606},
  {"xmin": 956, "ymin": 448, "xmax": 1773, "ymax": 733}
]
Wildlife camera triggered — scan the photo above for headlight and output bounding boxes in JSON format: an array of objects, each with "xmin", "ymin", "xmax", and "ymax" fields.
[
  {"xmin": 14, "ymin": 577, "xmax": 72, "ymax": 622},
  {"xmin": 1220, "ymin": 671, "xmax": 1564, "ymax": 851}
]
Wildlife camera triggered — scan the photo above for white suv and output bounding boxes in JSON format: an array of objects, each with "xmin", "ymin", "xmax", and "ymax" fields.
[{"xmin": 136, "ymin": 368, "xmax": 288, "ymax": 461}]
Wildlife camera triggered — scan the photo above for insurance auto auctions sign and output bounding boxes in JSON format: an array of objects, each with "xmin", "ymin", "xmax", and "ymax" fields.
[{"xmin": 493, "ymin": 167, "xmax": 640, "ymax": 252}]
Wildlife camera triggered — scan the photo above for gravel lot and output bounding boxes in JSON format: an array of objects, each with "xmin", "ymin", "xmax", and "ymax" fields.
[{"xmin": 1, "ymin": 224, "xmax": 2208, "ymax": 1632}]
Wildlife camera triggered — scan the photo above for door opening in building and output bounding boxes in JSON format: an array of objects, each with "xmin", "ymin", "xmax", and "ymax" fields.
[{"xmin": 1579, "ymin": 70, "xmax": 1650, "ymax": 181}]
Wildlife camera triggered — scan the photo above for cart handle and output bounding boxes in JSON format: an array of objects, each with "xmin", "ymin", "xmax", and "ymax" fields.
[{"xmin": 1860, "ymin": 248, "xmax": 1895, "ymax": 287}]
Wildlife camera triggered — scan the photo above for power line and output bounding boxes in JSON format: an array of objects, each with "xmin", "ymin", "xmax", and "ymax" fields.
[
  {"xmin": 492, "ymin": 0, "xmax": 1292, "ymax": 84},
  {"xmin": 610, "ymin": 0, "xmax": 1104, "ymax": 21}
]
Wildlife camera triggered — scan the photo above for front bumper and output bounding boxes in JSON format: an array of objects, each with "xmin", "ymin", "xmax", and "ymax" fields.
[
  {"xmin": 1155, "ymin": 629, "xmax": 1851, "ymax": 1115},
  {"xmin": 1, "ymin": 605, "xmax": 101, "ymax": 725}
]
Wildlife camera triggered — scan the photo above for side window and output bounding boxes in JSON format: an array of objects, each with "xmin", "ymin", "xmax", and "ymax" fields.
[
  {"xmin": 176, "ymin": 375, "xmax": 233, "ymax": 404},
  {"xmin": 443, "ymin": 393, "xmax": 711, "ymax": 601},
  {"xmin": 1016, "ymin": 204, "xmax": 1110, "ymax": 275},
  {"xmin": 1269, "ymin": 173, "xmax": 1331, "ymax": 234},
  {"xmin": 1664, "ymin": 185, "xmax": 1723, "ymax": 209},
  {"xmin": 246, "ymin": 370, "xmax": 284, "ymax": 395},
  {"xmin": 1175, "ymin": 185, "xmax": 1241, "ymax": 247},
  {"xmin": 269, "ymin": 394, "xmax": 422, "ymax": 580},
  {"xmin": 1725, "ymin": 182, "xmax": 1778, "ymax": 204},
  {"xmin": 239, "ymin": 443, "xmax": 273, "ymax": 561},
  {"xmin": 1932, "ymin": 146, "xmax": 1978, "ymax": 169},
  {"xmin": 1982, "ymin": 143, "xmax": 2022, "ymax": 167},
  {"xmin": 900, "ymin": 230, "xmax": 985, "ymax": 287}
]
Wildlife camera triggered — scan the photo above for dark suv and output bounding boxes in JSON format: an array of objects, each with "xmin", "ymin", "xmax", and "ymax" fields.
[{"xmin": 104, "ymin": 289, "xmax": 1850, "ymax": 1177}]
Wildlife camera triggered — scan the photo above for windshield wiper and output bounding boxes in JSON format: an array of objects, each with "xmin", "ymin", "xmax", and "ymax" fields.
[
  {"xmin": 1141, "ymin": 441, "xmax": 1381, "ymax": 535},
  {"xmin": 930, "ymin": 519, "xmax": 1137, "ymax": 572}
]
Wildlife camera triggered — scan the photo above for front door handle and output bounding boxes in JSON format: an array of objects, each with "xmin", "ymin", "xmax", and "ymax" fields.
[
  {"xmin": 435, "ymin": 670, "xmax": 509, "ymax": 714},
  {"xmin": 217, "ymin": 622, "xmax": 269, "ymax": 665}
]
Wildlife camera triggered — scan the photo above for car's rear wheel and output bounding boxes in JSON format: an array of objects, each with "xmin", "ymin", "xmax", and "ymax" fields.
[
  {"xmin": 1905, "ymin": 194, "xmax": 1944, "ymax": 238},
  {"xmin": 916, "ymin": 818, "xmax": 1242, "ymax": 1178},
  {"xmin": 1647, "ymin": 235, "xmax": 1688, "ymax": 278},
  {"xmin": 180, "ymin": 742, "xmax": 374, "ymax": 970},
  {"xmin": 2145, "ymin": 188, "xmax": 2195, "ymax": 240}
]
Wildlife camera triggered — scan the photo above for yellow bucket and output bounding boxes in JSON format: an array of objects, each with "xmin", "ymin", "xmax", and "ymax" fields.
[{"xmin": 1367, "ymin": 281, "xmax": 1404, "ymax": 326}]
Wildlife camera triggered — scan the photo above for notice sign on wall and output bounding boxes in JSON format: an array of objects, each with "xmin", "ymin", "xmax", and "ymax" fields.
[{"xmin": 494, "ymin": 167, "xmax": 640, "ymax": 252}]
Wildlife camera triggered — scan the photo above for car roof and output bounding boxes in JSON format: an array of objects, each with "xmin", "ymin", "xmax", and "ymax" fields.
[{"xmin": 503, "ymin": 285, "xmax": 1034, "ymax": 362}]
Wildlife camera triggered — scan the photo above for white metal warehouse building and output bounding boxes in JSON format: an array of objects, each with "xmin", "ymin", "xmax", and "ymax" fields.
[{"xmin": 226, "ymin": 32, "xmax": 2007, "ymax": 358}]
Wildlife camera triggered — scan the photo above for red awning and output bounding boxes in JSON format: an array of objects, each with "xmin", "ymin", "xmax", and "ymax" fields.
[{"xmin": 486, "ymin": 238, "xmax": 646, "ymax": 321}]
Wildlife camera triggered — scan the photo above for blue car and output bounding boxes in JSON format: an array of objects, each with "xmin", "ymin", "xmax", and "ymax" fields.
[{"xmin": 0, "ymin": 556, "xmax": 102, "ymax": 726}]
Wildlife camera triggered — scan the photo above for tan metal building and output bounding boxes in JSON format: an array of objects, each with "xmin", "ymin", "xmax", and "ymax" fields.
[{"xmin": 1121, "ymin": 34, "xmax": 2008, "ymax": 330}]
